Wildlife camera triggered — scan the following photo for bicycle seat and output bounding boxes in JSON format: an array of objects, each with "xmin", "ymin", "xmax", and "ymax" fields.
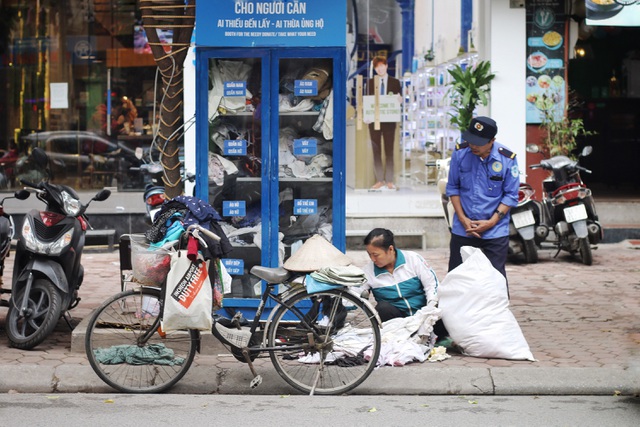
[{"xmin": 250, "ymin": 265, "xmax": 291, "ymax": 284}]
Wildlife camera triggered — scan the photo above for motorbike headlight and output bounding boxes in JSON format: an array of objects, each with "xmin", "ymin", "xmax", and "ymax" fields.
[
  {"xmin": 62, "ymin": 191, "xmax": 81, "ymax": 216},
  {"xmin": 22, "ymin": 218, "xmax": 73, "ymax": 255}
]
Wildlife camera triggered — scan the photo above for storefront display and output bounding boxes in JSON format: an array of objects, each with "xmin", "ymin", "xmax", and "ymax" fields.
[
  {"xmin": 0, "ymin": 1, "xmax": 161, "ymax": 192},
  {"xmin": 400, "ymin": 55, "xmax": 477, "ymax": 184}
]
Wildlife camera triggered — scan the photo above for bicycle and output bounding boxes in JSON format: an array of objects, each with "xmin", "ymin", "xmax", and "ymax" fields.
[{"xmin": 85, "ymin": 224, "xmax": 382, "ymax": 395}]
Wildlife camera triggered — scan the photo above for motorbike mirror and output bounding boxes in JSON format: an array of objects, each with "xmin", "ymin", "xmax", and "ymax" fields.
[
  {"xmin": 31, "ymin": 147, "xmax": 50, "ymax": 168},
  {"xmin": 148, "ymin": 163, "xmax": 163, "ymax": 174},
  {"xmin": 93, "ymin": 189, "xmax": 111, "ymax": 202},
  {"xmin": 581, "ymin": 146, "xmax": 593, "ymax": 157},
  {"xmin": 135, "ymin": 147, "xmax": 143, "ymax": 160},
  {"xmin": 14, "ymin": 189, "xmax": 31, "ymax": 200},
  {"xmin": 526, "ymin": 143, "xmax": 541, "ymax": 154}
]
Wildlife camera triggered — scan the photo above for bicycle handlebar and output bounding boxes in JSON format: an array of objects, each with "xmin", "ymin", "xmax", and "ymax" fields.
[{"xmin": 186, "ymin": 223, "xmax": 221, "ymax": 241}]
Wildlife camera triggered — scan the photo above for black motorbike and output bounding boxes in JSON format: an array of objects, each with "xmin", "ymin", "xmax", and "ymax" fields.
[
  {"xmin": 0, "ymin": 189, "xmax": 31, "ymax": 304},
  {"xmin": 529, "ymin": 145, "xmax": 603, "ymax": 265},
  {"xmin": 5, "ymin": 147, "xmax": 111, "ymax": 349},
  {"xmin": 507, "ymin": 182, "xmax": 547, "ymax": 263}
]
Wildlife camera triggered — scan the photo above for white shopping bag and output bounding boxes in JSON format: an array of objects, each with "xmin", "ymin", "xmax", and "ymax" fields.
[
  {"xmin": 162, "ymin": 250, "xmax": 213, "ymax": 332},
  {"xmin": 439, "ymin": 246, "xmax": 534, "ymax": 361}
]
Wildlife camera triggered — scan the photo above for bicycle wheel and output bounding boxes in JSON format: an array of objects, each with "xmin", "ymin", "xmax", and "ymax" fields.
[
  {"xmin": 85, "ymin": 288, "xmax": 198, "ymax": 393},
  {"xmin": 267, "ymin": 289, "xmax": 381, "ymax": 395}
]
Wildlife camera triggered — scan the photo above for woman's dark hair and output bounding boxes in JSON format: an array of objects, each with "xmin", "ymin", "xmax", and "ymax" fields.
[{"xmin": 364, "ymin": 228, "xmax": 395, "ymax": 250}]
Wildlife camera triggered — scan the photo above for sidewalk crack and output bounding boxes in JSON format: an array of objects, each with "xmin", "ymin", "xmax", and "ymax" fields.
[
  {"xmin": 52, "ymin": 373, "xmax": 60, "ymax": 392},
  {"xmin": 215, "ymin": 369, "xmax": 227, "ymax": 394},
  {"xmin": 488, "ymin": 369, "xmax": 496, "ymax": 394}
]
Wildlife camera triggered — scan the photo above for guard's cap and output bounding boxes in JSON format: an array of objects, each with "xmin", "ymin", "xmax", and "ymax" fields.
[{"xmin": 462, "ymin": 116, "xmax": 498, "ymax": 146}]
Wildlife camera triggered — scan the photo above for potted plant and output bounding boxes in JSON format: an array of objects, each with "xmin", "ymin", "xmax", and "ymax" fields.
[
  {"xmin": 446, "ymin": 60, "xmax": 496, "ymax": 131},
  {"xmin": 539, "ymin": 93, "xmax": 596, "ymax": 159}
]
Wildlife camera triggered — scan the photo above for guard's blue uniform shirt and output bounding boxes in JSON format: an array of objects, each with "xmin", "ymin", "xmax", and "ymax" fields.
[{"xmin": 446, "ymin": 141, "xmax": 520, "ymax": 239}]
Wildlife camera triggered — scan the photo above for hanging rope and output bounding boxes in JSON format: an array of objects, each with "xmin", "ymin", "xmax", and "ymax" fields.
[{"xmin": 140, "ymin": 0, "xmax": 195, "ymax": 195}]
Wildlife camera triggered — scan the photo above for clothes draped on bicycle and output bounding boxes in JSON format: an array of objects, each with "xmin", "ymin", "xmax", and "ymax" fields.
[{"xmin": 85, "ymin": 199, "xmax": 382, "ymax": 396}]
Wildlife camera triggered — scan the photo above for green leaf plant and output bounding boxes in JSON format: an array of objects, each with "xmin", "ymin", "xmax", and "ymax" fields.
[
  {"xmin": 539, "ymin": 91, "xmax": 596, "ymax": 160},
  {"xmin": 446, "ymin": 60, "xmax": 496, "ymax": 131}
]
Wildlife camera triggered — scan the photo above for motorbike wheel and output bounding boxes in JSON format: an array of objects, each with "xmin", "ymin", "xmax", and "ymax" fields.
[
  {"xmin": 523, "ymin": 239, "xmax": 539, "ymax": 264},
  {"xmin": 6, "ymin": 279, "xmax": 63, "ymax": 350},
  {"xmin": 579, "ymin": 237, "xmax": 593, "ymax": 266}
]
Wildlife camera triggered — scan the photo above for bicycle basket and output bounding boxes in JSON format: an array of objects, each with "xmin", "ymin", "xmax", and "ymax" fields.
[{"xmin": 130, "ymin": 234, "xmax": 173, "ymax": 286}]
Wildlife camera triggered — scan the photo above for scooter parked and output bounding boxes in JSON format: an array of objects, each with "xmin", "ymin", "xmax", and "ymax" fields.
[
  {"xmin": 0, "ymin": 189, "xmax": 30, "ymax": 304},
  {"xmin": 507, "ymin": 182, "xmax": 547, "ymax": 264},
  {"xmin": 5, "ymin": 147, "xmax": 111, "ymax": 349},
  {"xmin": 529, "ymin": 145, "xmax": 602, "ymax": 265},
  {"xmin": 140, "ymin": 163, "xmax": 166, "ymax": 223},
  {"xmin": 436, "ymin": 158, "xmax": 454, "ymax": 230}
]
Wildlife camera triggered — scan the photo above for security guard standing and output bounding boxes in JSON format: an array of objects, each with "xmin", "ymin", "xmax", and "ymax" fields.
[{"xmin": 445, "ymin": 116, "xmax": 520, "ymax": 282}]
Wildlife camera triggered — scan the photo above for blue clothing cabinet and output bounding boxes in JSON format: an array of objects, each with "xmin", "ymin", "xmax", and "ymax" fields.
[{"xmin": 194, "ymin": 47, "xmax": 346, "ymax": 317}]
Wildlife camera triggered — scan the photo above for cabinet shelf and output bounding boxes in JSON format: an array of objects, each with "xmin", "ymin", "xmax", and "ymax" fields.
[
  {"xmin": 219, "ymin": 111, "xmax": 319, "ymax": 117},
  {"xmin": 236, "ymin": 177, "xmax": 335, "ymax": 183},
  {"xmin": 279, "ymin": 111, "xmax": 320, "ymax": 116},
  {"xmin": 279, "ymin": 177, "xmax": 332, "ymax": 182}
]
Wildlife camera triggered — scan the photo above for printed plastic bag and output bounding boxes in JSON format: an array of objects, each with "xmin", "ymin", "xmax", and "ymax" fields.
[
  {"xmin": 162, "ymin": 250, "xmax": 213, "ymax": 332},
  {"xmin": 438, "ymin": 246, "xmax": 535, "ymax": 361}
]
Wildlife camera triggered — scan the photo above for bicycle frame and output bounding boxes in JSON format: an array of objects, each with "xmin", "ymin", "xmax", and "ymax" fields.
[{"xmin": 213, "ymin": 280, "xmax": 331, "ymax": 353}]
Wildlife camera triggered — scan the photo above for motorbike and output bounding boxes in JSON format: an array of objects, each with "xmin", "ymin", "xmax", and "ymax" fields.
[
  {"xmin": 141, "ymin": 163, "xmax": 166, "ymax": 223},
  {"xmin": 5, "ymin": 147, "xmax": 111, "ymax": 349},
  {"xmin": 436, "ymin": 158, "xmax": 454, "ymax": 230},
  {"xmin": 0, "ymin": 189, "xmax": 31, "ymax": 304},
  {"xmin": 507, "ymin": 182, "xmax": 548, "ymax": 264},
  {"xmin": 132, "ymin": 148, "xmax": 195, "ymax": 223},
  {"xmin": 529, "ymin": 145, "xmax": 603, "ymax": 266}
]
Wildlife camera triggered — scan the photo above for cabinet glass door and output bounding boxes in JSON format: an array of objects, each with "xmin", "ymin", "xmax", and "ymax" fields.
[
  {"xmin": 275, "ymin": 56, "xmax": 335, "ymax": 260},
  {"xmin": 206, "ymin": 54, "xmax": 265, "ymax": 299}
]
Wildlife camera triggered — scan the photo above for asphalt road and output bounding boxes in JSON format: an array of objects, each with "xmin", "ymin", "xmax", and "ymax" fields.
[{"xmin": 0, "ymin": 394, "xmax": 638, "ymax": 427}]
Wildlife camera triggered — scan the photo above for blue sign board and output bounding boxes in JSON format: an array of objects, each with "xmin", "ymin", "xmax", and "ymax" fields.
[
  {"xmin": 294, "ymin": 199, "xmax": 317, "ymax": 215},
  {"xmin": 196, "ymin": 0, "xmax": 346, "ymax": 47},
  {"xmin": 293, "ymin": 138, "xmax": 317, "ymax": 156},
  {"xmin": 294, "ymin": 79, "xmax": 318, "ymax": 96},
  {"xmin": 222, "ymin": 258, "xmax": 245, "ymax": 275},
  {"xmin": 224, "ymin": 81, "xmax": 247, "ymax": 97},
  {"xmin": 223, "ymin": 200, "xmax": 246, "ymax": 217},
  {"xmin": 224, "ymin": 139, "xmax": 248, "ymax": 156}
]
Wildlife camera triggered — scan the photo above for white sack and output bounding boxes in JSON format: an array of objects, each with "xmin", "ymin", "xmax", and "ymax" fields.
[{"xmin": 439, "ymin": 246, "xmax": 535, "ymax": 361}]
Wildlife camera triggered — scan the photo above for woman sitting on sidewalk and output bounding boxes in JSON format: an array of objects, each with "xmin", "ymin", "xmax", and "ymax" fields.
[{"xmin": 360, "ymin": 228, "xmax": 439, "ymax": 322}]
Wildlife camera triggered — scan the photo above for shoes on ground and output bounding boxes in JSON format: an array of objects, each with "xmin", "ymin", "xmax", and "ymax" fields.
[{"xmin": 369, "ymin": 181, "xmax": 385, "ymax": 192}]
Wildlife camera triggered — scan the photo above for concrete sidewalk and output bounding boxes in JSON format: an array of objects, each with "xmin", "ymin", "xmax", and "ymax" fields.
[{"xmin": 1, "ymin": 242, "xmax": 639, "ymax": 395}]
